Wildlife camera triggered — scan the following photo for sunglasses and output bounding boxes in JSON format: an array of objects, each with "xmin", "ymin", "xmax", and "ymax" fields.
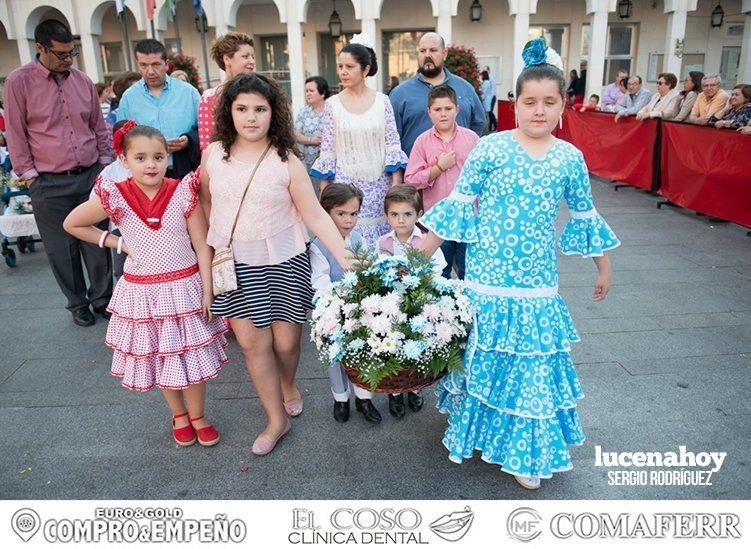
[{"xmin": 45, "ymin": 46, "xmax": 80, "ymax": 61}]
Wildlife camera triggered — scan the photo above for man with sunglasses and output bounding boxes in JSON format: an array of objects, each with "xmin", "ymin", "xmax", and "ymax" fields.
[{"xmin": 4, "ymin": 19, "xmax": 113, "ymax": 327}]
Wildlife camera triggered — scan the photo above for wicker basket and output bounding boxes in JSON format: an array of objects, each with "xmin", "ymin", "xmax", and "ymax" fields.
[{"xmin": 343, "ymin": 363, "xmax": 446, "ymax": 394}]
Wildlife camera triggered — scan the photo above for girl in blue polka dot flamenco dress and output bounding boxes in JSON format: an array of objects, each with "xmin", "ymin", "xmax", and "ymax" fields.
[{"xmin": 421, "ymin": 38, "xmax": 620, "ymax": 490}]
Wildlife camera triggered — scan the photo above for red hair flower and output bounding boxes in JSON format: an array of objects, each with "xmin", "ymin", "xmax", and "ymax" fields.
[{"xmin": 113, "ymin": 120, "xmax": 137, "ymax": 156}]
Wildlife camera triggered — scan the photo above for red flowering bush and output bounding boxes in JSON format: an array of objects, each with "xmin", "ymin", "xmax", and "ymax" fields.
[
  {"xmin": 167, "ymin": 53, "xmax": 203, "ymax": 92},
  {"xmin": 444, "ymin": 45, "xmax": 482, "ymax": 96}
]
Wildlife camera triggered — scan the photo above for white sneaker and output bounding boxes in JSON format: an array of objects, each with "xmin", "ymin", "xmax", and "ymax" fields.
[{"xmin": 514, "ymin": 475, "xmax": 542, "ymax": 490}]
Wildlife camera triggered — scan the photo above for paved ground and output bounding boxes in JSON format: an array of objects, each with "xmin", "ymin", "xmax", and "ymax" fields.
[{"xmin": 1, "ymin": 177, "xmax": 750, "ymax": 500}]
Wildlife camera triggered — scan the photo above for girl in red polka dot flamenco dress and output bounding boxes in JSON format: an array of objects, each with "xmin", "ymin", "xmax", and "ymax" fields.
[{"xmin": 64, "ymin": 121, "xmax": 228, "ymax": 448}]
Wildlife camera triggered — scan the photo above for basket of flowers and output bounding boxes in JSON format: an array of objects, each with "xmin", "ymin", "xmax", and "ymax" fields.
[{"xmin": 310, "ymin": 246, "xmax": 474, "ymax": 393}]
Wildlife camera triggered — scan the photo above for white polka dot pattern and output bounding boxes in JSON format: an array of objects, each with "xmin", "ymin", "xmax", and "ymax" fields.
[
  {"xmin": 96, "ymin": 173, "xmax": 228, "ymax": 391},
  {"xmin": 420, "ymin": 131, "xmax": 620, "ymax": 479}
]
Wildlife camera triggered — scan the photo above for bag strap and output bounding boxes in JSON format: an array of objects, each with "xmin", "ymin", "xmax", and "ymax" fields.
[{"xmin": 227, "ymin": 143, "xmax": 272, "ymax": 244}]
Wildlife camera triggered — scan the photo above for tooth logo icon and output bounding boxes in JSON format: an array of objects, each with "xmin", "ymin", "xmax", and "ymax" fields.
[
  {"xmin": 12, "ymin": 508, "xmax": 41, "ymax": 542},
  {"xmin": 429, "ymin": 506, "xmax": 474, "ymax": 542}
]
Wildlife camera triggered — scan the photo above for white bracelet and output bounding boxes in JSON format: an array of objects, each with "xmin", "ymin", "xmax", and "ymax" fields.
[
  {"xmin": 116, "ymin": 237, "xmax": 123, "ymax": 255},
  {"xmin": 98, "ymin": 231, "xmax": 109, "ymax": 248}
]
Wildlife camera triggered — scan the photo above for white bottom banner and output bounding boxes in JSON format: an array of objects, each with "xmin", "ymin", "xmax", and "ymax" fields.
[{"xmin": 1, "ymin": 500, "xmax": 748, "ymax": 548}]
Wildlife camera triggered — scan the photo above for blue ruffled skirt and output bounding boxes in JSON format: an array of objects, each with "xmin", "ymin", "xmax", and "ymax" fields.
[{"xmin": 436, "ymin": 292, "xmax": 586, "ymax": 479}]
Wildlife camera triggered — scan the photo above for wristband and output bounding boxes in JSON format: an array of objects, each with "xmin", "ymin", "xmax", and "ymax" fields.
[
  {"xmin": 116, "ymin": 237, "xmax": 123, "ymax": 255},
  {"xmin": 98, "ymin": 231, "xmax": 109, "ymax": 248}
]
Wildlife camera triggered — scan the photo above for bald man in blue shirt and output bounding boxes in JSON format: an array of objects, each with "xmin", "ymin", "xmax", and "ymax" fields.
[{"xmin": 389, "ymin": 32, "xmax": 486, "ymax": 156}]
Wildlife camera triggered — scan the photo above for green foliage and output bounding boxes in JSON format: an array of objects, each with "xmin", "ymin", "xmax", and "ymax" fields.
[
  {"xmin": 166, "ymin": 53, "xmax": 203, "ymax": 92},
  {"xmin": 444, "ymin": 45, "xmax": 482, "ymax": 96}
]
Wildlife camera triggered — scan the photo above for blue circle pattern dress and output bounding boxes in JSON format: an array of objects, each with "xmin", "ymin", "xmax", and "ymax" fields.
[{"xmin": 420, "ymin": 131, "xmax": 620, "ymax": 479}]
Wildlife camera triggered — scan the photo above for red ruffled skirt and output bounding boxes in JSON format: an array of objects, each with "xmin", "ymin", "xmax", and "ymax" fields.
[{"xmin": 106, "ymin": 270, "xmax": 228, "ymax": 391}]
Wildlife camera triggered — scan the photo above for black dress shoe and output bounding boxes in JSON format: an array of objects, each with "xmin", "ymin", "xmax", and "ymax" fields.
[
  {"xmin": 92, "ymin": 305, "xmax": 111, "ymax": 320},
  {"xmin": 355, "ymin": 397, "xmax": 382, "ymax": 423},
  {"xmin": 388, "ymin": 394, "xmax": 406, "ymax": 419},
  {"xmin": 333, "ymin": 401, "xmax": 350, "ymax": 423},
  {"xmin": 72, "ymin": 307, "xmax": 96, "ymax": 327},
  {"xmin": 407, "ymin": 391, "xmax": 424, "ymax": 412}
]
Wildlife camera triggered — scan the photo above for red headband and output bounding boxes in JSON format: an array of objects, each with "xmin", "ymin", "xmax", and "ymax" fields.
[{"xmin": 113, "ymin": 120, "xmax": 137, "ymax": 156}]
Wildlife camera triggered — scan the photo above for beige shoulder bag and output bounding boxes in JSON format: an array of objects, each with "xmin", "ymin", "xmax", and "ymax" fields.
[{"xmin": 211, "ymin": 143, "xmax": 272, "ymax": 297}]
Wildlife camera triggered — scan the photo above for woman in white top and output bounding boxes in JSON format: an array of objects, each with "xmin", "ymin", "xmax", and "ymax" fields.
[
  {"xmin": 311, "ymin": 34, "xmax": 408, "ymax": 248},
  {"xmin": 636, "ymin": 73, "xmax": 681, "ymax": 120}
]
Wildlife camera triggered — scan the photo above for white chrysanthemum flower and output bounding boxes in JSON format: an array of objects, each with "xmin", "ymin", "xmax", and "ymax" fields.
[
  {"xmin": 387, "ymin": 327, "xmax": 405, "ymax": 340},
  {"xmin": 371, "ymin": 314, "xmax": 392, "ymax": 335},
  {"xmin": 382, "ymin": 337, "xmax": 400, "ymax": 355},
  {"xmin": 423, "ymin": 303, "xmax": 442, "ymax": 321},
  {"xmin": 361, "ymin": 294, "xmax": 382, "ymax": 314},
  {"xmin": 435, "ymin": 322, "xmax": 454, "ymax": 344},
  {"xmin": 367, "ymin": 336, "xmax": 382, "ymax": 351},
  {"xmin": 379, "ymin": 292, "xmax": 402, "ymax": 318},
  {"xmin": 342, "ymin": 271, "xmax": 358, "ymax": 286},
  {"xmin": 343, "ymin": 318, "xmax": 360, "ymax": 332}
]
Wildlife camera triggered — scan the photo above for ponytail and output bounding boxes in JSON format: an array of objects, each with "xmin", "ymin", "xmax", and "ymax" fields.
[{"xmin": 341, "ymin": 43, "xmax": 378, "ymax": 78}]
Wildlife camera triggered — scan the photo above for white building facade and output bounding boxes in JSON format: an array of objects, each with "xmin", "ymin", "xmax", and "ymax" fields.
[{"xmin": 1, "ymin": 0, "xmax": 749, "ymax": 113}]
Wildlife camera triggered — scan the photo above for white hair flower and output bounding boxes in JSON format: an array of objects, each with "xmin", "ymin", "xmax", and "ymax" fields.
[{"xmin": 350, "ymin": 33, "xmax": 374, "ymax": 49}]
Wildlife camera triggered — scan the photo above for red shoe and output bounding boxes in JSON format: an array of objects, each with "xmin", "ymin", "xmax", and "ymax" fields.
[
  {"xmin": 172, "ymin": 413, "xmax": 196, "ymax": 446},
  {"xmin": 190, "ymin": 415, "xmax": 220, "ymax": 447}
]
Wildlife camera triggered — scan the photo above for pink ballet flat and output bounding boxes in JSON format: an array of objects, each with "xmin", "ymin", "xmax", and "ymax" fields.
[
  {"xmin": 251, "ymin": 420, "xmax": 291, "ymax": 456},
  {"xmin": 283, "ymin": 397, "xmax": 303, "ymax": 417}
]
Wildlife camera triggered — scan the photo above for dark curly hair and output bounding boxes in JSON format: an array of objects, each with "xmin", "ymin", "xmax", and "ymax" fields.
[{"xmin": 213, "ymin": 73, "xmax": 299, "ymax": 162}]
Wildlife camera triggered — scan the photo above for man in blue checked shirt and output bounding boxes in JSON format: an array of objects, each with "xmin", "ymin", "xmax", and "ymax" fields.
[
  {"xmin": 613, "ymin": 75, "xmax": 653, "ymax": 123},
  {"xmin": 117, "ymin": 39, "xmax": 200, "ymax": 178},
  {"xmin": 389, "ymin": 32, "xmax": 486, "ymax": 157}
]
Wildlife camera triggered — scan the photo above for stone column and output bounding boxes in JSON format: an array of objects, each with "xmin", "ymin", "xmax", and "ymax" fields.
[
  {"xmin": 663, "ymin": 0, "xmax": 697, "ymax": 78},
  {"xmin": 435, "ymin": 0, "xmax": 454, "ymax": 46},
  {"xmin": 359, "ymin": 16, "xmax": 380, "ymax": 91},
  {"xmin": 287, "ymin": 17, "xmax": 306, "ymax": 114},
  {"xmin": 16, "ymin": 38, "xmax": 33, "ymax": 66},
  {"xmin": 508, "ymin": 0, "xmax": 538, "ymax": 82},
  {"xmin": 739, "ymin": 0, "xmax": 751, "ymax": 83},
  {"xmin": 80, "ymin": 32, "xmax": 105, "ymax": 83},
  {"xmin": 585, "ymin": 0, "xmax": 615, "ymax": 99}
]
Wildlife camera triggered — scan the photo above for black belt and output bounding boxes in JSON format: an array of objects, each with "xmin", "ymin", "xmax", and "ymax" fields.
[{"xmin": 40, "ymin": 164, "xmax": 95, "ymax": 177}]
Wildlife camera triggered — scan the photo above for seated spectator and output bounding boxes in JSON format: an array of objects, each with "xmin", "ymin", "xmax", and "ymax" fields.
[
  {"xmin": 602, "ymin": 78, "xmax": 628, "ymax": 112},
  {"xmin": 709, "ymin": 84, "xmax": 751, "ymax": 130},
  {"xmin": 614, "ymin": 76, "xmax": 652, "ymax": 122},
  {"xmin": 636, "ymin": 73, "xmax": 680, "ymax": 120},
  {"xmin": 106, "ymin": 71, "xmax": 140, "ymax": 126},
  {"xmin": 601, "ymin": 69, "xmax": 629, "ymax": 109},
  {"xmin": 688, "ymin": 73, "xmax": 729, "ymax": 125},
  {"xmin": 668, "ymin": 71, "xmax": 703, "ymax": 122},
  {"xmin": 574, "ymin": 94, "xmax": 599, "ymax": 112}
]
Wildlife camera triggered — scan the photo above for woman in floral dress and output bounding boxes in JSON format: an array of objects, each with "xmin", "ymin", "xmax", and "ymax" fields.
[{"xmin": 311, "ymin": 36, "xmax": 408, "ymax": 248}]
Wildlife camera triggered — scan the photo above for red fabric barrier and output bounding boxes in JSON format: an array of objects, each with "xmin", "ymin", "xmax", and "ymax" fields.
[
  {"xmin": 558, "ymin": 110, "xmax": 658, "ymax": 190},
  {"xmin": 660, "ymin": 122, "xmax": 751, "ymax": 227},
  {"xmin": 497, "ymin": 100, "xmax": 515, "ymax": 132}
]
